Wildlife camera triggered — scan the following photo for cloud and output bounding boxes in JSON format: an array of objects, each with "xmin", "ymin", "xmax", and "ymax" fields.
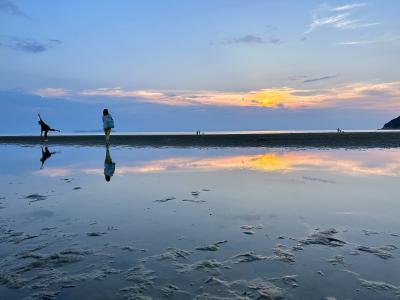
[
  {"xmin": 268, "ymin": 37, "xmax": 281, "ymax": 44},
  {"xmin": 33, "ymin": 88, "xmax": 68, "ymax": 98},
  {"xmin": 303, "ymin": 75, "xmax": 338, "ymax": 83},
  {"xmin": 80, "ymin": 87, "xmax": 297, "ymax": 107},
  {"xmin": 0, "ymin": 0, "xmax": 26, "ymax": 17},
  {"xmin": 332, "ymin": 3, "xmax": 367, "ymax": 12},
  {"xmin": 49, "ymin": 39, "xmax": 63, "ymax": 45},
  {"xmin": 335, "ymin": 20, "xmax": 380, "ymax": 30},
  {"xmin": 338, "ymin": 34, "xmax": 400, "ymax": 46},
  {"xmin": 305, "ymin": 13, "xmax": 349, "ymax": 34},
  {"xmin": 212, "ymin": 34, "xmax": 282, "ymax": 46},
  {"xmin": 81, "ymin": 88, "xmax": 172, "ymax": 103},
  {"xmin": 224, "ymin": 35, "xmax": 264, "ymax": 44},
  {"xmin": 304, "ymin": 3, "xmax": 378, "ymax": 34},
  {"xmin": 0, "ymin": 36, "xmax": 62, "ymax": 53},
  {"xmin": 0, "ymin": 39, "xmax": 46, "ymax": 53},
  {"xmin": 77, "ymin": 81, "xmax": 400, "ymax": 111}
]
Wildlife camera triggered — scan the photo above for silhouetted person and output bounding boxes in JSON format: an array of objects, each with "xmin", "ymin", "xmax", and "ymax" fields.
[
  {"xmin": 38, "ymin": 113, "xmax": 59, "ymax": 140},
  {"xmin": 104, "ymin": 146, "xmax": 116, "ymax": 182},
  {"xmin": 102, "ymin": 109, "xmax": 114, "ymax": 146},
  {"xmin": 40, "ymin": 146, "xmax": 57, "ymax": 169}
]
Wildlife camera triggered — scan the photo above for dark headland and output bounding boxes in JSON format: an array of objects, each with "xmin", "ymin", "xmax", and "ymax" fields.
[
  {"xmin": 382, "ymin": 115, "xmax": 400, "ymax": 130},
  {"xmin": 1, "ymin": 131, "xmax": 400, "ymax": 148}
]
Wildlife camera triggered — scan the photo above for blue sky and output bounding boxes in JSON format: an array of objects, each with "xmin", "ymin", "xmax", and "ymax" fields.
[{"xmin": 1, "ymin": 0, "xmax": 400, "ymax": 132}]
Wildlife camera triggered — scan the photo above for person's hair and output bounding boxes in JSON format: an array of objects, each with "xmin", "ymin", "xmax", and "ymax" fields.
[
  {"xmin": 105, "ymin": 175, "xmax": 111, "ymax": 182},
  {"xmin": 103, "ymin": 109, "xmax": 109, "ymax": 116}
]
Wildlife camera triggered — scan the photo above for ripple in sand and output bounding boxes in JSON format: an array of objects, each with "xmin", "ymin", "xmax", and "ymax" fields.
[
  {"xmin": 240, "ymin": 224, "xmax": 263, "ymax": 235},
  {"xmin": 0, "ymin": 228, "xmax": 39, "ymax": 244},
  {"xmin": 180, "ymin": 260, "xmax": 223, "ymax": 274},
  {"xmin": 196, "ymin": 240, "xmax": 228, "ymax": 252},
  {"xmin": 231, "ymin": 252, "xmax": 268, "ymax": 263},
  {"xmin": 154, "ymin": 197, "xmax": 176, "ymax": 203},
  {"xmin": 203, "ymin": 276, "xmax": 293, "ymax": 299},
  {"xmin": 25, "ymin": 194, "xmax": 48, "ymax": 203},
  {"xmin": 120, "ymin": 264, "xmax": 157, "ymax": 298},
  {"xmin": 87, "ymin": 232, "xmax": 107, "ymax": 237},
  {"xmin": 160, "ymin": 283, "xmax": 191, "ymax": 297},
  {"xmin": 299, "ymin": 228, "xmax": 346, "ymax": 247},
  {"xmin": 272, "ymin": 245, "xmax": 296, "ymax": 264},
  {"xmin": 182, "ymin": 199, "xmax": 206, "ymax": 203},
  {"xmin": 359, "ymin": 277, "xmax": 400, "ymax": 297},
  {"xmin": 355, "ymin": 245, "xmax": 396, "ymax": 259},
  {"xmin": 191, "ymin": 191, "xmax": 200, "ymax": 197},
  {"xmin": 142, "ymin": 247, "xmax": 193, "ymax": 263},
  {"xmin": 327, "ymin": 255, "xmax": 347, "ymax": 266}
]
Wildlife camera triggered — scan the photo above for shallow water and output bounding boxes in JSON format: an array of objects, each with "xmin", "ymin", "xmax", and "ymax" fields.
[{"xmin": 0, "ymin": 145, "xmax": 399, "ymax": 299}]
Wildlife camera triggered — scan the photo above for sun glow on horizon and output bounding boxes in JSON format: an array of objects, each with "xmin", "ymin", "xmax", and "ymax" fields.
[{"xmin": 32, "ymin": 81, "xmax": 398, "ymax": 111}]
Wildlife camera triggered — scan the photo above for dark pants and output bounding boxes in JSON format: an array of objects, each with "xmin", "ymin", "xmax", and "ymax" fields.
[{"xmin": 43, "ymin": 129, "xmax": 56, "ymax": 139}]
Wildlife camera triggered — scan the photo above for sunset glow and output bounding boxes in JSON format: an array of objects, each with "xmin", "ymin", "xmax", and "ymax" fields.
[
  {"xmin": 74, "ymin": 81, "xmax": 400, "ymax": 110},
  {"xmin": 37, "ymin": 150, "xmax": 400, "ymax": 178}
]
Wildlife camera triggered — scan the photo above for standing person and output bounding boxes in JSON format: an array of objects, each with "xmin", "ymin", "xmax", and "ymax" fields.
[
  {"xmin": 102, "ymin": 109, "xmax": 114, "ymax": 146},
  {"xmin": 104, "ymin": 147, "xmax": 116, "ymax": 182},
  {"xmin": 38, "ymin": 113, "xmax": 60, "ymax": 140}
]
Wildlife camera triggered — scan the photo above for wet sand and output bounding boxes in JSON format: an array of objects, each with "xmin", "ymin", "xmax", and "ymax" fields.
[
  {"xmin": 1, "ymin": 131, "xmax": 400, "ymax": 148},
  {"xmin": 1, "ymin": 145, "xmax": 399, "ymax": 299}
]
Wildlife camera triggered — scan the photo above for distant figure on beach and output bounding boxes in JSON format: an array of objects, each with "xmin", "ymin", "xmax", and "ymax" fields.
[
  {"xmin": 337, "ymin": 128, "xmax": 343, "ymax": 133},
  {"xmin": 40, "ymin": 146, "xmax": 57, "ymax": 169},
  {"xmin": 104, "ymin": 147, "xmax": 116, "ymax": 182},
  {"xmin": 102, "ymin": 109, "xmax": 114, "ymax": 146},
  {"xmin": 38, "ymin": 114, "xmax": 60, "ymax": 140}
]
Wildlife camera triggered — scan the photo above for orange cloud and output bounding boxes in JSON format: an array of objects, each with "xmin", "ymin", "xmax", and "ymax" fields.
[
  {"xmin": 33, "ymin": 88, "xmax": 68, "ymax": 98},
  {"xmin": 78, "ymin": 81, "xmax": 400, "ymax": 110}
]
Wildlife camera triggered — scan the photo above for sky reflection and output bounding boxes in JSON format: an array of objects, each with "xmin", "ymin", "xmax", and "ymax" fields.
[{"xmin": 36, "ymin": 148, "xmax": 400, "ymax": 178}]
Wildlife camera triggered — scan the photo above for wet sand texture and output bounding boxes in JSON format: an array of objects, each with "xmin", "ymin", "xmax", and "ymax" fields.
[{"xmin": 2, "ymin": 131, "xmax": 400, "ymax": 148}]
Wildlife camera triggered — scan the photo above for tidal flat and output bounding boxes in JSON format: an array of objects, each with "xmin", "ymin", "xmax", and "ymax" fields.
[{"xmin": 0, "ymin": 144, "xmax": 399, "ymax": 299}]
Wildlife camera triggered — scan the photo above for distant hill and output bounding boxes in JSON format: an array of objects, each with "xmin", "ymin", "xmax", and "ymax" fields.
[{"xmin": 382, "ymin": 116, "xmax": 400, "ymax": 129}]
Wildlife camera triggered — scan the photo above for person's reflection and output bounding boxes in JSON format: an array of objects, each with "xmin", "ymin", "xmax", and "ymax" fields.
[
  {"xmin": 104, "ymin": 146, "xmax": 116, "ymax": 182},
  {"xmin": 40, "ymin": 146, "xmax": 57, "ymax": 169}
]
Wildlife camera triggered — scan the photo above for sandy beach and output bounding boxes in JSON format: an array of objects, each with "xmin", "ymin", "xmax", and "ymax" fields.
[
  {"xmin": 1, "ymin": 144, "xmax": 399, "ymax": 299},
  {"xmin": 1, "ymin": 131, "xmax": 400, "ymax": 148}
]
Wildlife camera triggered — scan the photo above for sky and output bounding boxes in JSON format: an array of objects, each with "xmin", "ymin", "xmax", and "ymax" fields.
[{"xmin": 1, "ymin": 0, "xmax": 400, "ymax": 133}]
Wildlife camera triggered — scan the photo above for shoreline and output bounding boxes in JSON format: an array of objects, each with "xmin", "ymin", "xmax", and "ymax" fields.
[{"xmin": 1, "ymin": 131, "xmax": 400, "ymax": 148}]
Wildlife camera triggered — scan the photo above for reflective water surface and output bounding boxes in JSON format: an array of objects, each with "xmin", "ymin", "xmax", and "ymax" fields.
[{"xmin": 0, "ymin": 145, "xmax": 399, "ymax": 299}]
